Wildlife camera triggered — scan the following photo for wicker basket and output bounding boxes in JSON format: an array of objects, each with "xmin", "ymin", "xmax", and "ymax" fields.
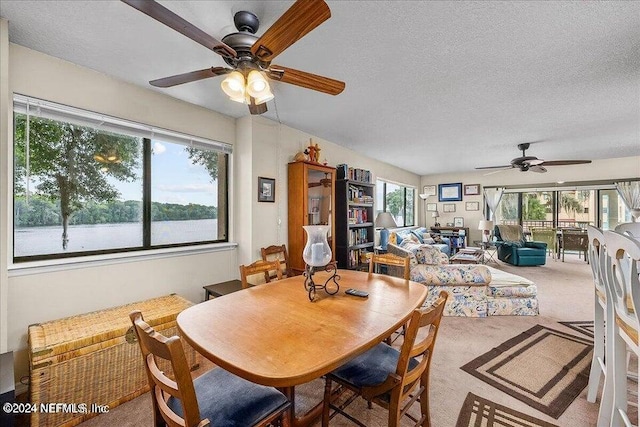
[{"xmin": 28, "ymin": 294, "xmax": 199, "ymax": 427}]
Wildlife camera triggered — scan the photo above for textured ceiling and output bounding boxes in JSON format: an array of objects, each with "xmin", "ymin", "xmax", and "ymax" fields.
[{"xmin": 1, "ymin": 1, "xmax": 639, "ymax": 175}]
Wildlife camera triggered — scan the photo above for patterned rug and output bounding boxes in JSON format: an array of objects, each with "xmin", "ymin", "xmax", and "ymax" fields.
[
  {"xmin": 456, "ymin": 392, "xmax": 559, "ymax": 427},
  {"xmin": 460, "ymin": 324, "xmax": 593, "ymax": 419},
  {"xmin": 558, "ymin": 320, "xmax": 594, "ymax": 339}
]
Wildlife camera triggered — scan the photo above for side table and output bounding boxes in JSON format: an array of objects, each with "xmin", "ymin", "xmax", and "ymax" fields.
[
  {"xmin": 203, "ymin": 279, "xmax": 243, "ymax": 301},
  {"xmin": 473, "ymin": 241, "xmax": 497, "ymax": 264}
]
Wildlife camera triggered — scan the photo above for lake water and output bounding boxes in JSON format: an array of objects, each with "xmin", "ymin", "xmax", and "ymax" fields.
[{"xmin": 14, "ymin": 219, "xmax": 218, "ymax": 257}]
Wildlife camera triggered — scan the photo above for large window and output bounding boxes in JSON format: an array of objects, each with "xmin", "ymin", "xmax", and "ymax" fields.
[
  {"xmin": 376, "ymin": 180, "xmax": 415, "ymax": 227},
  {"xmin": 13, "ymin": 95, "xmax": 229, "ymax": 262},
  {"xmin": 496, "ymin": 185, "xmax": 631, "ymax": 231}
]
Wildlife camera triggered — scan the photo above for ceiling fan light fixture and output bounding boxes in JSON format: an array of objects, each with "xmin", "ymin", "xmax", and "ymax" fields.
[
  {"xmin": 221, "ymin": 71, "xmax": 246, "ymax": 100},
  {"xmin": 246, "ymin": 70, "xmax": 273, "ymax": 104}
]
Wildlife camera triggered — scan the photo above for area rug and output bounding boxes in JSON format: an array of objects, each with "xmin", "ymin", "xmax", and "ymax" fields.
[
  {"xmin": 460, "ymin": 324, "xmax": 593, "ymax": 419},
  {"xmin": 558, "ymin": 320, "xmax": 594, "ymax": 339},
  {"xmin": 456, "ymin": 392, "xmax": 559, "ymax": 427}
]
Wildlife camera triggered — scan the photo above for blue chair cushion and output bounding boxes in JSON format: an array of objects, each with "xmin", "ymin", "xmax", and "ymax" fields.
[
  {"xmin": 331, "ymin": 343, "xmax": 418, "ymax": 388},
  {"xmin": 167, "ymin": 368, "xmax": 288, "ymax": 427}
]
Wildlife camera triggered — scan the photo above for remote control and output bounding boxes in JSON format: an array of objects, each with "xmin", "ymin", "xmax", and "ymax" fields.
[{"xmin": 345, "ymin": 288, "xmax": 369, "ymax": 298}]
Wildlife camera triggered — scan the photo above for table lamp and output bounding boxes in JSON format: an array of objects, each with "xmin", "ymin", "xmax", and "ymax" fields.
[
  {"xmin": 375, "ymin": 212, "xmax": 397, "ymax": 250},
  {"xmin": 432, "ymin": 211, "xmax": 440, "ymax": 227},
  {"xmin": 478, "ymin": 220, "xmax": 494, "ymax": 243}
]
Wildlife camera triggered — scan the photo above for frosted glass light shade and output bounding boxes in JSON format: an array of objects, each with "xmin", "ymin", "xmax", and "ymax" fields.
[
  {"xmin": 303, "ymin": 225, "xmax": 332, "ymax": 267},
  {"xmin": 221, "ymin": 71, "xmax": 245, "ymax": 101},
  {"xmin": 246, "ymin": 70, "xmax": 274, "ymax": 104}
]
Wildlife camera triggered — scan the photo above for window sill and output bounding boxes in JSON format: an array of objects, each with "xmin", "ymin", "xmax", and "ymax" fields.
[{"xmin": 7, "ymin": 242, "xmax": 238, "ymax": 277}]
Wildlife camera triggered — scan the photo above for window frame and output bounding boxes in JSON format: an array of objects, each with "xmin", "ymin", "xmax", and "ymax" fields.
[
  {"xmin": 376, "ymin": 179, "xmax": 416, "ymax": 227},
  {"xmin": 12, "ymin": 95, "xmax": 230, "ymax": 263}
]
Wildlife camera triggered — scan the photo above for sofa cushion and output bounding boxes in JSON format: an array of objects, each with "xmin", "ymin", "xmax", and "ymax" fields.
[
  {"xmin": 410, "ymin": 264, "xmax": 492, "ymax": 286},
  {"xmin": 417, "ymin": 245, "xmax": 449, "ymax": 265}
]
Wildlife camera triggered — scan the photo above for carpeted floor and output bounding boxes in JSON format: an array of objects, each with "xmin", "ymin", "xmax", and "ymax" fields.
[{"xmin": 72, "ymin": 254, "xmax": 603, "ymax": 427}]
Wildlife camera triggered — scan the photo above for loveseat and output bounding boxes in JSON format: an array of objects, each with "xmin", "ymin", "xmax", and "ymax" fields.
[{"xmin": 387, "ymin": 241, "xmax": 539, "ymax": 317}]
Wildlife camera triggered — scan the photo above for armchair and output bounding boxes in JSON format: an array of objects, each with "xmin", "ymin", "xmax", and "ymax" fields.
[{"xmin": 494, "ymin": 225, "xmax": 547, "ymax": 266}]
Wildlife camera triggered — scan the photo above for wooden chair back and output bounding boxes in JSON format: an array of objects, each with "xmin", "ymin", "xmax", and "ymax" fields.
[
  {"xmin": 261, "ymin": 244, "xmax": 292, "ymax": 281},
  {"xmin": 530, "ymin": 227, "xmax": 557, "ymax": 257},
  {"xmin": 239, "ymin": 259, "xmax": 282, "ymax": 289},
  {"xmin": 561, "ymin": 229, "xmax": 589, "ymax": 262},
  {"xmin": 363, "ymin": 291, "xmax": 448, "ymax": 424},
  {"xmin": 369, "ymin": 252, "xmax": 410, "ymax": 280},
  {"xmin": 129, "ymin": 310, "xmax": 205, "ymax": 427},
  {"xmin": 587, "ymin": 226, "xmax": 606, "ymax": 301}
]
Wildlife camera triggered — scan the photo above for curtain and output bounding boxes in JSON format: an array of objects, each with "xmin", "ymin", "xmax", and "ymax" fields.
[
  {"xmin": 615, "ymin": 181, "xmax": 640, "ymax": 221},
  {"xmin": 484, "ymin": 187, "xmax": 505, "ymax": 221}
]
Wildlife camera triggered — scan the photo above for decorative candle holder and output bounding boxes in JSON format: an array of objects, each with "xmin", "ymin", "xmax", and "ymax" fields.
[{"xmin": 302, "ymin": 225, "xmax": 340, "ymax": 301}]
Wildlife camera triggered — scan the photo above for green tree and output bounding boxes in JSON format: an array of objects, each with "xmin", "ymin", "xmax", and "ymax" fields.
[
  {"xmin": 14, "ymin": 114, "xmax": 140, "ymax": 250},
  {"xmin": 523, "ymin": 196, "xmax": 547, "ymax": 220},
  {"xmin": 560, "ymin": 193, "xmax": 584, "ymax": 216},
  {"xmin": 185, "ymin": 147, "xmax": 219, "ymax": 182},
  {"xmin": 385, "ymin": 189, "xmax": 404, "ymax": 219}
]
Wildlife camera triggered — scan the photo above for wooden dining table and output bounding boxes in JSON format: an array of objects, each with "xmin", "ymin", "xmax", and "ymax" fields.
[{"xmin": 177, "ymin": 269, "xmax": 428, "ymax": 427}]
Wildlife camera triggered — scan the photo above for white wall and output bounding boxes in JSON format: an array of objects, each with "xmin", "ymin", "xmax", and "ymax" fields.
[
  {"xmin": 420, "ymin": 156, "xmax": 640, "ymax": 242},
  {"xmin": 1, "ymin": 43, "xmax": 240, "ymax": 379},
  {"xmin": 0, "ymin": 40, "xmax": 421, "ymax": 383}
]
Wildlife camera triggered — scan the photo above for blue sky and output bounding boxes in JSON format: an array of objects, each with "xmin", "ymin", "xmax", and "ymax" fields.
[{"xmin": 111, "ymin": 140, "xmax": 218, "ymax": 207}]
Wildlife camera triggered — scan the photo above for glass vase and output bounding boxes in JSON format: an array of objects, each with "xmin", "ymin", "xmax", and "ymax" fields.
[{"xmin": 302, "ymin": 225, "xmax": 332, "ymax": 267}]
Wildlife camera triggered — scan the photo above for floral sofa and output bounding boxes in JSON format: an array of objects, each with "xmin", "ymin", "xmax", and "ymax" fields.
[
  {"xmin": 388, "ymin": 227, "xmax": 451, "ymax": 256},
  {"xmin": 387, "ymin": 240, "xmax": 538, "ymax": 317}
]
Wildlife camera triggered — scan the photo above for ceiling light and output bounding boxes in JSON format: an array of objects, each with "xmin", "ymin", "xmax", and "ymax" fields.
[
  {"xmin": 221, "ymin": 71, "xmax": 246, "ymax": 102},
  {"xmin": 246, "ymin": 70, "xmax": 274, "ymax": 105}
]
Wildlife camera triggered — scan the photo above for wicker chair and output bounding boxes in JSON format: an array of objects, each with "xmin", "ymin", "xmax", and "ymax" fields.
[
  {"xmin": 129, "ymin": 311, "xmax": 289, "ymax": 427},
  {"xmin": 530, "ymin": 227, "xmax": 557, "ymax": 260},
  {"xmin": 322, "ymin": 292, "xmax": 448, "ymax": 427}
]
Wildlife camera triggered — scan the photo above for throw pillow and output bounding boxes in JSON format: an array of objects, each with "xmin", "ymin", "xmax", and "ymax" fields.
[
  {"xmin": 410, "ymin": 230, "xmax": 425, "ymax": 244},
  {"xmin": 402, "ymin": 233, "xmax": 420, "ymax": 244},
  {"xmin": 389, "ymin": 232, "xmax": 397, "ymax": 245},
  {"xmin": 422, "ymin": 234, "xmax": 436, "ymax": 244}
]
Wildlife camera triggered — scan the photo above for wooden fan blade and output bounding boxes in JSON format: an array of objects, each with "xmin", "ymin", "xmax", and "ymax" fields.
[
  {"xmin": 268, "ymin": 65, "xmax": 345, "ymax": 95},
  {"xmin": 248, "ymin": 97, "xmax": 268, "ymax": 115},
  {"xmin": 121, "ymin": 0, "xmax": 236, "ymax": 58},
  {"xmin": 150, "ymin": 67, "xmax": 231, "ymax": 88},
  {"xmin": 475, "ymin": 165, "xmax": 512, "ymax": 170},
  {"xmin": 250, "ymin": 0, "xmax": 331, "ymax": 61},
  {"xmin": 539, "ymin": 160, "xmax": 592, "ymax": 166}
]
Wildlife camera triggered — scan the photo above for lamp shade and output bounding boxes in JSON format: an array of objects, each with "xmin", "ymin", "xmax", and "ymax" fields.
[
  {"xmin": 478, "ymin": 220, "xmax": 494, "ymax": 231},
  {"xmin": 375, "ymin": 212, "xmax": 397, "ymax": 229},
  {"xmin": 221, "ymin": 71, "xmax": 246, "ymax": 102},
  {"xmin": 431, "ymin": 211, "xmax": 440, "ymax": 218}
]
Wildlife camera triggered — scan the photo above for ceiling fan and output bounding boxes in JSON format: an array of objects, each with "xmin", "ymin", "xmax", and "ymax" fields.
[
  {"xmin": 476, "ymin": 143, "xmax": 592, "ymax": 174},
  {"xmin": 121, "ymin": 0, "xmax": 345, "ymax": 115}
]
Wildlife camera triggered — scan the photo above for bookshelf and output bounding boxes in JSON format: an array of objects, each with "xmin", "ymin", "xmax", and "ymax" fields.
[{"xmin": 336, "ymin": 165, "xmax": 375, "ymax": 270}]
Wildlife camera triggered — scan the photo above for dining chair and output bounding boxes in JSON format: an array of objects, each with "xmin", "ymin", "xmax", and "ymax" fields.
[
  {"xmin": 530, "ymin": 227, "xmax": 557, "ymax": 260},
  {"xmin": 239, "ymin": 259, "xmax": 282, "ymax": 289},
  {"xmin": 585, "ymin": 226, "xmax": 610, "ymax": 416},
  {"xmin": 261, "ymin": 244, "xmax": 292, "ymax": 281},
  {"xmin": 560, "ymin": 228, "xmax": 589, "ymax": 263},
  {"xmin": 321, "ymin": 291, "xmax": 448, "ymax": 427},
  {"xmin": 128, "ymin": 310, "xmax": 290, "ymax": 427},
  {"xmin": 369, "ymin": 252, "xmax": 410, "ymax": 280},
  {"xmin": 602, "ymin": 230, "xmax": 640, "ymax": 427},
  {"xmin": 369, "ymin": 252, "xmax": 411, "ymax": 344},
  {"xmin": 615, "ymin": 222, "xmax": 640, "ymax": 238}
]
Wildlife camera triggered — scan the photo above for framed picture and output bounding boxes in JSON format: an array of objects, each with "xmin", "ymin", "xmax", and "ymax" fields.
[
  {"xmin": 454, "ymin": 217, "xmax": 464, "ymax": 227},
  {"xmin": 258, "ymin": 177, "xmax": 275, "ymax": 202},
  {"xmin": 438, "ymin": 183, "xmax": 463, "ymax": 202},
  {"xmin": 426, "ymin": 203, "xmax": 437, "ymax": 212},
  {"xmin": 422, "ymin": 185, "xmax": 437, "ymax": 197},
  {"xmin": 465, "ymin": 201, "xmax": 479, "ymax": 211},
  {"xmin": 464, "ymin": 184, "xmax": 481, "ymax": 196},
  {"xmin": 443, "ymin": 203, "xmax": 456, "ymax": 213}
]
